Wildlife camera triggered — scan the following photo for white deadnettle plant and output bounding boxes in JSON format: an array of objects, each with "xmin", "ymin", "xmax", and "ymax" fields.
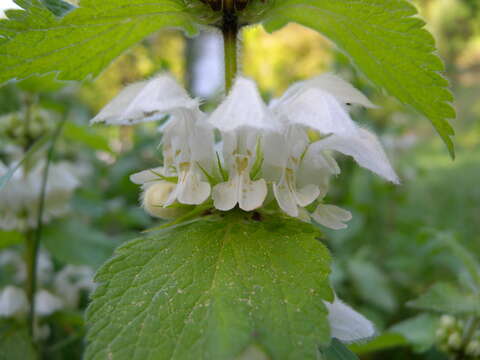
[
  {"xmin": 93, "ymin": 72, "xmax": 398, "ymax": 230},
  {"xmin": 0, "ymin": 161, "xmax": 80, "ymax": 231},
  {"xmin": 92, "ymin": 72, "xmax": 395, "ymax": 345},
  {"xmin": 0, "ymin": 249, "xmax": 95, "ymax": 339}
]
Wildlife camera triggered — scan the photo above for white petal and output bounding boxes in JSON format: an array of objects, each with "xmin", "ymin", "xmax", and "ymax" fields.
[
  {"xmin": 286, "ymin": 73, "xmax": 376, "ymax": 108},
  {"xmin": 238, "ymin": 178, "xmax": 267, "ymax": 212},
  {"xmin": 208, "ymin": 76, "xmax": 278, "ymax": 133},
  {"xmin": 130, "ymin": 167, "xmax": 164, "ymax": 185},
  {"xmin": 175, "ymin": 171, "xmax": 211, "ymax": 205},
  {"xmin": 311, "ymin": 204, "xmax": 352, "ymax": 230},
  {"xmin": 91, "ymin": 74, "xmax": 198, "ymax": 125},
  {"xmin": 295, "ymin": 184, "xmax": 320, "ymax": 207},
  {"xmin": 35, "ymin": 290, "xmax": 63, "ymax": 316},
  {"xmin": 273, "ymin": 88, "xmax": 359, "ymax": 136},
  {"xmin": 273, "ymin": 181, "xmax": 299, "ymax": 217},
  {"xmin": 0, "ymin": 286, "xmax": 28, "ymax": 317},
  {"xmin": 310, "ymin": 128, "xmax": 400, "ymax": 184},
  {"xmin": 212, "ymin": 177, "xmax": 240, "ymax": 211},
  {"xmin": 324, "ymin": 297, "xmax": 375, "ymax": 343}
]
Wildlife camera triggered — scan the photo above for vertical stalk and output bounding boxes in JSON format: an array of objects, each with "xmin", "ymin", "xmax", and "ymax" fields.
[
  {"xmin": 26, "ymin": 116, "xmax": 67, "ymax": 338},
  {"xmin": 222, "ymin": 11, "xmax": 238, "ymax": 93}
]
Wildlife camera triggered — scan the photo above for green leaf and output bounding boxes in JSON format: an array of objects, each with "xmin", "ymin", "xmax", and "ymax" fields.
[
  {"xmin": 40, "ymin": 0, "xmax": 75, "ymax": 17},
  {"xmin": 63, "ymin": 121, "xmax": 111, "ymax": 153},
  {"xmin": 0, "ymin": 230, "xmax": 24, "ymax": 249},
  {"xmin": 348, "ymin": 259, "xmax": 397, "ymax": 312},
  {"xmin": 262, "ymin": 0, "xmax": 456, "ymax": 157},
  {"xmin": 0, "ymin": 321, "xmax": 37, "ymax": 360},
  {"xmin": 389, "ymin": 314, "xmax": 439, "ymax": 353},
  {"xmin": 321, "ymin": 338, "xmax": 359, "ymax": 360},
  {"xmin": 0, "ymin": 0, "xmax": 198, "ymax": 84},
  {"xmin": 348, "ymin": 333, "xmax": 408, "ymax": 355},
  {"xmin": 408, "ymin": 282, "xmax": 480, "ymax": 316},
  {"xmin": 0, "ymin": 133, "xmax": 50, "ymax": 190},
  {"xmin": 86, "ymin": 213, "xmax": 333, "ymax": 360}
]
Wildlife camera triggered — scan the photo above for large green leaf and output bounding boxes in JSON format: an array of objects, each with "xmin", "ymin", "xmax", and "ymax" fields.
[
  {"xmin": 408, "ymin": 282, "xmax": 480, "ymax": 316},
  {"xmin": 262, "ymin": 0, "xmax": 456, "ymax": 157},
  {"xmin": 85, "ymin": 213, "xmax": 333, "ymax": 360},
  {"xmin": 0, "ymin": 0, "xmax": 197, "ymax": 84}
]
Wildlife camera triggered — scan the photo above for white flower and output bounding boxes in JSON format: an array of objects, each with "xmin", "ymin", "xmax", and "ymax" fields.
[
  {"xmin": 91, "ymin": 74, "xmax": 199, "ymax": 125},
  {"xmin": 94, "ymin": 72, "xmax": 398, "ymax": 228},
  {"xmin": 0, "ymin": 161, "xmax": 79, "ymax": 231},
  {"xmin": 324, "ymin": 297, "xmax": 375, "ymax": 343},
  {"xmin": 35, "ymin": 289, "xmax": 63, "ymax": 316},
  {"xmin": 54, "ymin": 265, "xmax": 95, "ymax": 308},
  {"xmin": 0, "ymin": 250, "xmax": 26, "ymax": 283},
  {"xmin": 0, "ymin": 286, "xmax": 29, "ymax": 318},
  {"xmin": 94, "ymin": 74, "xmax": 216, "ymax": 216},
  {"xmin": 208, "ymin": 78, "xmax": 274, "ymax": 211}
]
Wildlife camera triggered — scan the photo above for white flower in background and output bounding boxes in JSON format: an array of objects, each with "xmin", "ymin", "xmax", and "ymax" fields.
[
  {"xmin": 0, "ymin": 286, "xmax": 29, "ymax": 318},
  {"xmin": 92, "ymin": 72, "xmax": 398, "ymax": 230},
  {"xmin": 35, "ymin": 289, "xmax": 63, "ymax": 316},
  {"xmin": 54, "ymin": 265, "xmax": 95, "ymax": 308},
  {"xmin": 0, "ymin": 250, "xmax": 26, "ymax": 283},
  {"xmin": 0, "ymin": 161, "xmax": 80, "ymax": 231},
  {"xmin": 324, "ymin": 297, "xmax": 375, "ymax": 343}
]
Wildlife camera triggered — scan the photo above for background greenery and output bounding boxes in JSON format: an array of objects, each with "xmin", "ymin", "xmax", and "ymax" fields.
[{"xmin": 0, "ymin": 0, "xmax": 479, "ymax": 359}]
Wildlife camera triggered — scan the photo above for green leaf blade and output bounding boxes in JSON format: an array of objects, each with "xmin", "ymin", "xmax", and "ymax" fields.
[
  {"xmin": 262, "ymin": 0, "xmax": 455, "ymax": 157},
  {"xmin": 0, "ymin": 0, "xmax": 197, "ymax": 84},
  {"xmin": 407, "ymin": 282, "xmax": 480, "ymax": 316},
  {"xmin": 86, "ymin": 213, "xmax": 333, "ymax": 360}
]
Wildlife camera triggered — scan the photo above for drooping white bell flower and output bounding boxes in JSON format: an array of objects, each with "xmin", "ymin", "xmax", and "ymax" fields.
[
  {"xmin": 0, "ymin": 161, "xmax": 80, "ymax": 231},
  {"xmin": 208, "ymin": 77, "xmax": 275, "ymax": 211},
  {"xmin": 0, "ymin": 286, "xmax": 29, "ymax": 318},
  {"xmin": 324, "ymin": 297, "xmax": 376, "ymax": 343}
]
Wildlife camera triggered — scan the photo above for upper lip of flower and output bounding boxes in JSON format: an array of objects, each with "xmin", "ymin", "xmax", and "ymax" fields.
[{"xmin": 92, "ymin": 72, "xmax": 399, "ymax": 228}]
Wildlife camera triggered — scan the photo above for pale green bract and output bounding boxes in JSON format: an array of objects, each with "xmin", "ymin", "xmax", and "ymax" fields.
[
  {"xmin": 85, "ymin": 213, "xmax": 333, "ymax": 360},
  {"xmin": 262, "ymin": 0, "xmax": 456, "ymax": 157},
  {"xmin": 0, "ymin": 0, "xmax": 197, "ymax": 83}
]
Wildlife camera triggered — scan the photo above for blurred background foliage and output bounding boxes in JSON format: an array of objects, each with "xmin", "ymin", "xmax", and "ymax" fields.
[{"xmin": 0, "ymin": 0, "xmax": 479, "ymax": 359}]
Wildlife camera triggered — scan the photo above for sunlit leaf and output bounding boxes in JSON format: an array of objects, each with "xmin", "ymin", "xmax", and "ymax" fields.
[
  {"xmin": 262, "ymin": 0, "xmax": 456, "ymax": 157},
  {"xmin": 0, "ymin": 0, "xmax": 198, "ymax": 84},
  {"xmin": 86, "ymin": 212, "xmax": 333, "ymax": 360}
]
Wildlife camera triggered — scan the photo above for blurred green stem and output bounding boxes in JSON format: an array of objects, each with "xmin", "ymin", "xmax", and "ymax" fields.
[
  {"xmin": 25, "ymin": 115, "xmax": 67, "ymax": 338},
  {"xmin": 222, "ymin": 11, "xmax": 238, "ymax": 93}
]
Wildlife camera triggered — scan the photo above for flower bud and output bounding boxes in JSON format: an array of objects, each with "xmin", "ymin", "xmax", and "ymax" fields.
[
  {"xmin": 466, "ymin": 340, "xmax": 480, "ymax": 357},
  {"xmin": 447, "ymin": 332, "xmax": 462, "ymax": 350},
  {"xmin": 143, "ymin": 182, "xmax": 187, "ymax": 219}
]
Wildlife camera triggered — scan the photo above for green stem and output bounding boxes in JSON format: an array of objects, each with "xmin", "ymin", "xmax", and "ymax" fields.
[
  {"xmin": 222, "ymin": 12, "xmax": 239, "ymax": 93},
  {"xmin": 26, "ymin": 116, "xmax": 67, "ymax": 338}
]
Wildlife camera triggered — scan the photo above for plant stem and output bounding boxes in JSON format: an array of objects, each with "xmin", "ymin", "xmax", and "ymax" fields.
[
  {"xmin": 26, "ymin": 116, "xmax": 67, "ymax": 338},
  {"xmin": 222, "ymin": 11, "xmax": 238, "ymax": 93}
]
